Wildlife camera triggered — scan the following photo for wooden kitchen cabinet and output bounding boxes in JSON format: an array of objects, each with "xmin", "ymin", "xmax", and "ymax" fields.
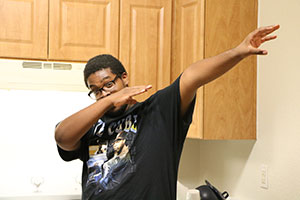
[
  {"xmin": 172, "ymin": 0, "xmax": 205, "ymax": 138},
  {"xmin": 49, "ymin": 0, "xmax": 119, "ymax": 61},
  {"xmin": 0, "ymin": 0, "xmax": 48, "ymax": 59},
  {"xmin": 0, "ymin": 0, "xmax": 119, "ymax": 61},
  {"xmin": 119, "ymin": 0, "xmax": 172, "ymax": 100},
  {"xmin": 172, "ymin": 0, "xmax": 257, "ymax": 139},
  {"xmin": 203, "ymin": 0, "xmax": 257, "ymax": 139}
]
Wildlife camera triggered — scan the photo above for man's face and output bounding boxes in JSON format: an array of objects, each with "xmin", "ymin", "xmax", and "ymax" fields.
[
  {"xmin": 113, "ymin": 138, "xmax": 125, "ymax": 153},
  {"xmin": 87, "ymin": 68, "xmax": 129, "ymax": 115}
]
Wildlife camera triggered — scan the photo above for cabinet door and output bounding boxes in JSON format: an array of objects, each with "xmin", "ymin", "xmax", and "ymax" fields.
[
  {"xmin": 49, "ymin": 0, "xmax": 119, "ymax": 61},
  {"xmin": 0, "ymin": 0, "xmax": 48, "ymax": 59},
  {"xmin": 172, "ymin": 0, "xmax": 205, "ymax": 138},
  {"xmin": 204, "ymin": 0, "xmax": 257, "ymax": 139},
  {"xmin": 119, "ymin": 0, "xmax": 172, "ymax": 101}
]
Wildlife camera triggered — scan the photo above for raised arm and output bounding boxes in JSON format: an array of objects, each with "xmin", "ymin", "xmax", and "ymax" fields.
[{"xmin": 179, "ymin": 24, "xmax": 280, "ymax": 115}]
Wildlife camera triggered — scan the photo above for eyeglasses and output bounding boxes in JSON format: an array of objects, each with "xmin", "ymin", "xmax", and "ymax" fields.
[{"xmin": 88, "ymin": 75, "xmax": 120, "ymax": 100}]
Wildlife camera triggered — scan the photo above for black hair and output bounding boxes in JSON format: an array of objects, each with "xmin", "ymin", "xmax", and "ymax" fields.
[{"xmin": 83, "ymin": 54, "xmax": 127, "ymax": 88}]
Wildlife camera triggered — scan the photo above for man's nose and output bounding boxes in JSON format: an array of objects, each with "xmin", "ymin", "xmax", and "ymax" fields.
[{"xmin": 101, "ymin": 90, "xmax": 111, "ymax": 97}]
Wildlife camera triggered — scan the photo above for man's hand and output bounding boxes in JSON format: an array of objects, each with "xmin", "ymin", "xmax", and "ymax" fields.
[
  {"xmin": 109, "ymin": 85, "xmax": 152, "ymax": 107},
  {"xmin": 236, "ymin": 24, "xmax": 280, "ymax": 57}
]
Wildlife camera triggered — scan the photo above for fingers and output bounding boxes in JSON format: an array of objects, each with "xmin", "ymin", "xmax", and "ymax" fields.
[
  {"xmin": 262, "ymin": 35, "xmax": 277, "ymax": 43},
  {"xmin": 140, "ymin": 85, "xmax": 152, "ymax": 93},
  {"xmin": 124, "ymin": 85, "xmax": 152, "ymax": 105},
  {"xmin": 256, "ymin": 24, "xmax": 280, "ymax": 37},
  {"xmin": 246, "ymin": 24, "xmax": 279, "ymax": 55},
  {"xmin": 249, "ymin": 46, "xmax": 268, "ymax": 55},
  {"xmin": 256, "ymin": 49, "xmax": 268, "ymax": 55},
  {"xmin": 145, "ymin": 85, "xmax": 152, "ymax": 90},
  {"xmin": 126, "ymin": 85, "xmax": 152, "ymax": 97},
  {"xmin": 268, "ymin": 24, "xmax": 280, "ymax": 31},
  {"xmin": 111, "ymin": 85, "xmax": 152, "ymax": 107},
  {"xmin": 138, "ymin": 85, "xmax": 152, "ymax": 93}
]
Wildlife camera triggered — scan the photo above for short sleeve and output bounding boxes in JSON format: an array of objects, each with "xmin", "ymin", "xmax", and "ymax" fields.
[
  {"xmin": 57, "ymin": 145, "xmax": 81, "ymax": 161},
  {"xmin": 56, "ymin": 129, "xmax": 91, "ymax": 162},
  {"xmin": 156, "ymin": 75, "xmax": 195, "ymax": 126},
  {"xmin": 146, "ymin": 75, "xmax": 196, "ymax": 148}
]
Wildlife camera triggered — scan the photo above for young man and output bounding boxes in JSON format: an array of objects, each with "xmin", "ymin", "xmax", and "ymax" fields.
[{"xmin": 55, "ymin": 25, "xmax": 279, "ymax": 200}]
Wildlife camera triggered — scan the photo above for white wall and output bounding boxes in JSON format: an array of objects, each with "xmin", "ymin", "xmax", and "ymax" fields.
[
  {"xmin": 178, "ymin": 0, "xmax": 300, "ymax": 199},
  {"xmin": 0, "ymin": 90, "xmax": 92, "ymax": 196}
]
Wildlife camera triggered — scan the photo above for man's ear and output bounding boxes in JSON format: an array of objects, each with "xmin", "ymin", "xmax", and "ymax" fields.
[{"xmin": 121, "ymin": 72, "xmax": 129, "ymax": 86}]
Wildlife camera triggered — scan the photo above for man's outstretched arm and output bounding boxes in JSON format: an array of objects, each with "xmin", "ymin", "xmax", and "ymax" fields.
[{"xmin": 179, "ymin": 24, "xmax": 280, "ymax": 115}]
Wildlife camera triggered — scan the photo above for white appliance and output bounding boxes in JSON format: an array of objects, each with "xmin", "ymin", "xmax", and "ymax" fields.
[
  {"xmin": 177, "ymin": 181, "xmax": 200, "ymax": 200},
  {"xmin": 0, "ymin": 58, "xmax": 87, "ymax": 92}
]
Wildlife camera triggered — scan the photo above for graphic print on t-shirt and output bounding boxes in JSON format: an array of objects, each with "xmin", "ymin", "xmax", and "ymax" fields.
[{"xmin": 85, "ymin": 114, "xmax": 138, "ymax": 195}]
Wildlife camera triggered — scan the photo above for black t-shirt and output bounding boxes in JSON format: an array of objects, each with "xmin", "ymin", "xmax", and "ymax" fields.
[{"xmin": 57, "ymin": 76, "xmax": 195, "ymax": 200}]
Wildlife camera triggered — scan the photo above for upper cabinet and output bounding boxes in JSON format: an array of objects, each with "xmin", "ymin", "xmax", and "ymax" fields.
[
  {"xmin": 49, "ymin": 0, "xmax": 119, "ymax": 61},
  {"xmin": 0, "ymin": 0, "xmax": 48, "ymax": 59},
  {"xmin": 0, "ymin": 0, "xmax": 119, "ymax": 61},
  {"xmin": 203, "ymin": 0, "xmax": 257, "ymax": 139},
  {"xmin": 119, "ymin": 0, "xmax": 172, "ymax": 100},
  {"xmin": 172, "ymin": 0, "xmax": 205, "ymax": 139},
  {"xmin": 172, "ymin": 0, "xmax": 257, "ymax": 139}
]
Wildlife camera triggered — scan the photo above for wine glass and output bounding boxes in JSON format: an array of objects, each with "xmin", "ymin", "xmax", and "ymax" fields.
[
  {"xmin": 31, "ymin": 176, "xmax": 44, "ymax": 193},
  {"xmin": 74, "ymin": 175, "xmax": 81, "ymax": 191}
]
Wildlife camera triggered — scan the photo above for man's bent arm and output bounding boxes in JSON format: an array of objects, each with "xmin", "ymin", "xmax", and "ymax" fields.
[
  {"xmin": 55, "ymin": 85, "xmax": 152, "ymax": 151},
  {"xmin": 55, "ymin": 97, "xmax": 114, "ymax": 151}
]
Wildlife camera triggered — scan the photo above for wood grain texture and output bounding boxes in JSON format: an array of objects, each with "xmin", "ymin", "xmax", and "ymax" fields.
[
  {"xmin": 119, "ymin": 0, "xmax": 172, "ymax": 102},
  {"xmin": 203, "ymin": 0, "xmax": 257, "ymax": 139},
  {"xmin": 172, "ymin": 0, "xmax": 205, "ymax": 138},
  {"xmin": 0, "ymin": 0, "xmax": 48, "ymax": 59},
  {"xmin": 49, "ymin": 0, "xmax": 119, "ymax": 61}
]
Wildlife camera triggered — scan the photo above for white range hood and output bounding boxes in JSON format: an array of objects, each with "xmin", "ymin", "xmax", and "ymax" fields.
[{"xmin": 0, "ymin": 58, "xmax": 88, "ymax": 92}]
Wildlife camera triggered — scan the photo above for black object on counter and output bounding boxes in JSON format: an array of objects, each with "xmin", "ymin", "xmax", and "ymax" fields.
[{"xmin": 195, "ymin": 180, "xmax": 229, "ymax": 200}]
